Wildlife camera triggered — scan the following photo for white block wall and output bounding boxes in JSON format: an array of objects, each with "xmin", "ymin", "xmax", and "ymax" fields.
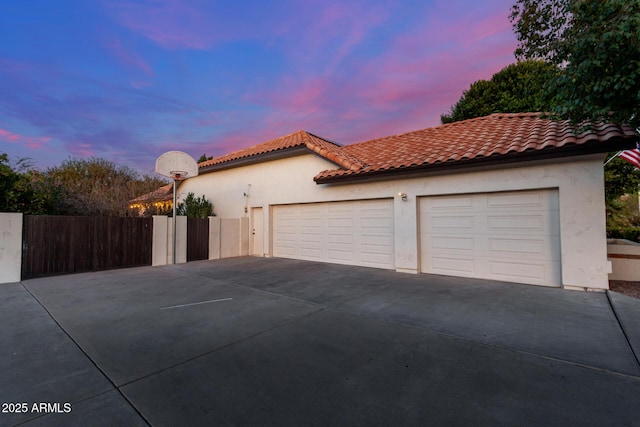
[{"xmin": 0, "ymin": 213, "xmax": 22, "ymax": 284}]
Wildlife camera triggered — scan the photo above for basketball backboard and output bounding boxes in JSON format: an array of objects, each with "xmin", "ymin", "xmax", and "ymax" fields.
[{"xmin": 155, "ymin": 151, "xmax": 199, "ymax": 180}]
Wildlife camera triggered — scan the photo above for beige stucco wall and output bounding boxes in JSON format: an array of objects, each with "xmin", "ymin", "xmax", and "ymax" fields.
[
  {"xmin": 152, "ymin": 215, "xmax": 187, "ymax": 265},
  {"xmin": 0, "ymin": 212, "xmax": 23, "ymax": 284},
  {"xmin": 178, "ymin": 152, "xmax": 610, "ymax": 290},
  {"xmin": 607, "ymin": 240, "xmax": 640, "ymax": 281}
]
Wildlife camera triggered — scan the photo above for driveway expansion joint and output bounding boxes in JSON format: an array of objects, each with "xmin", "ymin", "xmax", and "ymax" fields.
[
  {"xmin": 116, "ymin": 307, "xmax": 326, "ymax": 389},
  {"xmin": 19, "ymin": 282, "xmax": 153, "ymax": 427},
  {"xmin": 607, "ymin": 290, "xmax": 640, "ymax": 370}
]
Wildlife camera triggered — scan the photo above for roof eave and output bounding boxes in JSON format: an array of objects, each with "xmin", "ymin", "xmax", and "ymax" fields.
[{"xmin": 199, "ymin": 146, "xmax": 312, "ymax": 174}]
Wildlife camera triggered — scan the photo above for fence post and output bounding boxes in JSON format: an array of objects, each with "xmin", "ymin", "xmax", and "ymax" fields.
[
  {"xmin": 152, "ymin": 215, "xmax": 168, "ymax": 266},
  {"xmin": 174, "ymin": 216, "xmax": 187, "ymax": 264},
  {"xmin": 0, "ymin": 212, "xmax": 23, "ymax": 283},
  {"xmin": 209, "ymin": 216, "xmax": 221, "ymax": 260}
]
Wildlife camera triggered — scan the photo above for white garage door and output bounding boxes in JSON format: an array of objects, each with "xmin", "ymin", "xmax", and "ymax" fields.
[
  {"xmin": 273, "ymin": 199, "xmax": 394, "ymax": 269},
  {"xmin": 419, "ymin": 189, "xmax": 561, "ymax": 286}
]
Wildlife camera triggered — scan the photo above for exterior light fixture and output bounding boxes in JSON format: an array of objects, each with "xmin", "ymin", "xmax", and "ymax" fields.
[{"xmin": 398, "ymin": 192, "xmax": 408, "ymax": 201}]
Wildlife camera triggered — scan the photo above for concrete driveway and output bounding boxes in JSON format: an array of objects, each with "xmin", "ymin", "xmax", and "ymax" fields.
[{"xmin": 2, "ymin": 257, "xmax": 639, "ymax": 426}]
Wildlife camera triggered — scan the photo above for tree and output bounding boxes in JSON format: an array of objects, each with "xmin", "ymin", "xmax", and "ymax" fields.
[
  {"xmin": 0, "ymin": 153, "xmax": 61, "ymax": 214},
  {"xmin": 46, "ymin": 157, "xmax": 168, "ymax": 216},
  {"xmin": 0, "ymin": 153, "xmax": 18, "ymax": 211},
  {"xmin": 176, "ymin": 192, "xmax": 213, "ymax": 218},
  {"xmin": 510, "ymin": 0, "xmax": 640, "ymax": 128},
  {"xmin": 197, "ymin": 154, "xmax": 213, "ymax": 163},
  {"xmin": 511, "ymin": 0, "xmax": 640, "ymax": 229},
  {"xmin": 441, "ymin": 60, "xmax": 560, "ymax": 124}
]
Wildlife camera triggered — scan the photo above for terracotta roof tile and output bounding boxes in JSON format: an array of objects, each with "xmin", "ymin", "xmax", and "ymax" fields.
[
  {"xmin": 314, "ymin": 113, "xmax": 640, "ymax": 182},
  {"xmin": 130, "ymin": 183, "xmax": 173, "ymax": 203},
  {"xmin": 199, "ymin": 130, "xmax": 363, "ymax": 172},
  {"xmin": 195, "ymin": 113, "xmax": 639, "ymax": 184}
]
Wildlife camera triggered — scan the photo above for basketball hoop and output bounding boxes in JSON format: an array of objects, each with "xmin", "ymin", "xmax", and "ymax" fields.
[{"xmin": 169, "ymin": 171, "xmax": 188, "ymax": 181}]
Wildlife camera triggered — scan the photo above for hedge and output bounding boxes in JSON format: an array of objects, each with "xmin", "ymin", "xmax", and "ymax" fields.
[{"xmin": 607, "ymin": 227, "xmax": 640, "ymax": 243}]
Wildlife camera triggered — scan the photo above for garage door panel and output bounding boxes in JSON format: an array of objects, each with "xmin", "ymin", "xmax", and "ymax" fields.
[
  {"xmin": 429, "ymin": 215, "xmax": 474, "ymax": 230},
  {"xmin": 276, "ymin": 244, "xmax": 297, "ymax": 256},
  {"xmin": 487, "ymin": 215, "xmax": 546, "ymax": 231},
  {"xmin": 430, "ymin": 196, "xmax": 473, "ymax": 210},
  {"xmin": 300, "ymin": 217, "xmax": 323, "ymax": 228},
  {"xmin": 486, "ymin": 190, "xmax": 559, "ymax": 210},
  {"xmin": 488, "ymin": 260, "xmax": 553, "ymax": 283},
  {"xmin": 431, "ymin": 236, "xmax": 475, "ymax": 251},
  {"xmin": 274, "ymin": 199, "xmax": 394, "ymax": 269},
  {"xmin": 361, "ymin": 216, "xmax": 393, "ymax": 229},
  {"xmin": 431, "ymin": 257, "xmax": 476, "ymax": 274},
  {"xmin": 328, "ymin": 250, "xmax": 354, "ymax": 262},
  {"xmin": 488, "ymin": 238, "xmax": 545, "ymax": 255},
  {"xmin": 487, "ymin": 192, "xmax": 543, "ymax": 209},
  {"xmin": 328, "ymin": 217, "xmax": 353, "ymax": 228},
  {"xmin": 300, "ymin": 247, "xmax": 323, "ymax": 259},
  {"xmin": 361, "ymin": 234, "xmax": 394, "ymax": 247},
  {"xmin": 300, "ymin": 232, "xmax": 322, "ymax": 243},
  {"xmin": 361, "ymin": 252, "xmax": 394, "ymax": 266},
  {"xmin": 420, "ymin": 190, "xmax": 561, "ymax": 287},
  {"xmin": 328, "ymin": 233, "xmax": 353, "ymax": 244}
]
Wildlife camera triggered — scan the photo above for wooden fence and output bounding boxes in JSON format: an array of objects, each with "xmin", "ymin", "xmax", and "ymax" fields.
[
  {"xmin": 21, "ymin": 216, "xmax": 153, "ymax": 279},
  {"xmin": 187, "ymin": 217, "xmax": 209, "ymax": 261}
]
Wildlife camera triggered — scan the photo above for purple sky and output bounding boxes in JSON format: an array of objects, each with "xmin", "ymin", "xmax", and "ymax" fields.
[{"xmin": 0, "ymin": 0, "xmax": 518, "ymax": 175}]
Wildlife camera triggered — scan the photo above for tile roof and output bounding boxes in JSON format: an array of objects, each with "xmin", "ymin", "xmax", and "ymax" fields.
[
  {"xmin": 195, "ymin": 113, "xmax": 639, "ymax": 184},
  {"xmin": 314, "ymin": 113, "xmax": 640, "ymax": 183},
  {"xmin": 199, "ymin": 130, "xmax": 363, "ymax": 172},
  {"xmin": 130, "ymin": 183, "xmax": 173, "ymax": 204}
]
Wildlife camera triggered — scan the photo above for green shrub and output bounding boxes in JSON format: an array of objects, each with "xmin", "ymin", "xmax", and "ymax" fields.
[
  {"xmin": 607, "ymin": 227, "xmax": 640, "ymax": 243},
  {"xmin": 175, "ymin": 192, "xmax": 213, "ymax": 218}
]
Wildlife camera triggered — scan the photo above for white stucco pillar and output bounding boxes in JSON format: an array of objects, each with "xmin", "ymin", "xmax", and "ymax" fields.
[
  {"xmin": 0, "ymin": 212, "xmax": 23, "ymax": 283},
  {"xmin": 152, "ymin": 215, "xmax": 168, "ymax": 266},
  {"xmin": 558, "ymin": 157, "xmax": 611, "ymax": 290},
  {"xmin": 394, "ymin": 193, "xmax": 419, "ymax": 274},
  {"xmin": 209, "ymin": 216, "xmax": 221, "ymax": 259}
]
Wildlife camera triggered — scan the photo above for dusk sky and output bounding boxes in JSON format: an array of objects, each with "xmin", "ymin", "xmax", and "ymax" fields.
[{"xmin": 1, "ymin": 0, "xmax": 519, "ymax": 175}]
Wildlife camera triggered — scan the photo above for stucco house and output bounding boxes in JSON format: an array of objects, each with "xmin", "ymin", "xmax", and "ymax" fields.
[{"xmin": 178, "ymin": 113, "xmax": 640, "ymax": 291}]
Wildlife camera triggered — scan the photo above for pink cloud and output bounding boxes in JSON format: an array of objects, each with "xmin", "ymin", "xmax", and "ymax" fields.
[
  {"xmin": 0, "ymin": 128, "xmax": 52, "ymax": 149},
  {"xmin": 104, "ymin": 0, "xmax": 220, "ymax": 50}
]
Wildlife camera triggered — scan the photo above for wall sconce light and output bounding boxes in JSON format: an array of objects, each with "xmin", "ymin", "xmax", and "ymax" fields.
[{"xmin": 398, "ymin": 192, "xmax": 408, "ymax": 201}]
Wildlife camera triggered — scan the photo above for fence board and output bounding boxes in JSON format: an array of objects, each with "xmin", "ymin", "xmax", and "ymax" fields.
[
  {"xmin": 22, "ymin": 216, "xmax": 153, "ymax": 279},
  {"xmin": 187, "ymin": 217, "xmax": 209, "ymax": 262}
]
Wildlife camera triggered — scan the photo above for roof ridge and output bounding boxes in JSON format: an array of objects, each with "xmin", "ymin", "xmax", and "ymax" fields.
[
  {"xmin": 197, "ymin": 129, "xmax": 366, "ymax": 172},
  {"xmin": 303, "ymin": 134, "xmax": 365, "ymax": 172},
  {"xmin": 198, "ymin": 129, "xmax": 311, "ymax": 168},
  {"xmin": 345, "ymin": 112, "xmax": 549, "ymax": 149}
]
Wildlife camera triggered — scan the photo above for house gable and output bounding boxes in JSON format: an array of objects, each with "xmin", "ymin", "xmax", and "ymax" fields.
[{"xmin": 198, "ymin": 130, "xmax": 363, "ymax": 174}]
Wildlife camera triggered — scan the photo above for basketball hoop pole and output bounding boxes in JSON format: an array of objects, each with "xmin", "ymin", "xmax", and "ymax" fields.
[{"xmin": 172, "ymin": 178, "xmax": 177, "ymax": 264}]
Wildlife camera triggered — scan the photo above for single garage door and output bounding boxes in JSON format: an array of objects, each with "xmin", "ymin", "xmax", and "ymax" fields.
[
  {"xmin": 273, "ymin": 199, "xmax": 394, "ymax": 269},
  {"xmin": 419, "ymin": 189, "xmax": 561, "ymax": 286}
]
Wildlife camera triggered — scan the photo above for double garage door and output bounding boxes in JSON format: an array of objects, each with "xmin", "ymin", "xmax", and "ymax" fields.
[
  {"xmin": 419, "ymin": 189, "xmax": 561, "ymax": 286},
  {"xmin": 273, "ymin": 199, "xmax": 395, "ymax": 269},
  {"xmin": 272, "ymin": 189, "xmax": 561, "ymax": 286}
]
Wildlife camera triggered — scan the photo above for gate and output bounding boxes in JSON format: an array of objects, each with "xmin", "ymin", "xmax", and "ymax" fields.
[
  {"xmin": 187, "ymin": 217, "xmax": 209, "ymax": 261},
  {"xmin": 21, "ymin": 216, "xmax": 153, "ymax": 279}
]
